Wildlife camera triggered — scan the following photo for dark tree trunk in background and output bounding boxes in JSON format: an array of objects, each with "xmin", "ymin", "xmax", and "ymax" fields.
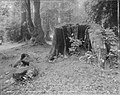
[
  {"xmin": 21, "ymin": 10, "xmax": 26, "ymax": 41},
  {"xmin": 33, "ymin": 0, "xmax": 46, "ymax": 44},
  {"xmin": 45, "ymin": 24, "xmax": 51, "ymax": 41},
  {"xmin": 45, "ymin": 12, "xmax": 51, "ymax": 41},
  {"xmin": 21, "ymin": 0, "xmax": 27, "ymax": 25},
  {"xmin": 21, "ymin": 12, "xmax": 26, "ymax": 24},
  {"xmin": 25, "ymin": 0, "xmax": 34, "ymax": 38},
  {"xmin": 20, "ymin": 0, "xmax": 30, "ymax": 42}
]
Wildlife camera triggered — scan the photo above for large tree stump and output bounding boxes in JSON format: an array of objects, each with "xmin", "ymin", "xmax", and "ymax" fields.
[{"xmin": 49, "ymin": 24, "xmax": 92, "ymax": 62}]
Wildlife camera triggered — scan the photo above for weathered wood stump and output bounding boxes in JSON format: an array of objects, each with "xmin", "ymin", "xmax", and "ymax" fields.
[
  {"xmin": 12, "ymin": 53, "xmax": 38, "ymax": 83},
  {"xmin": 49, "ymin": 24, "xmax": 92, "ymax": 62}
]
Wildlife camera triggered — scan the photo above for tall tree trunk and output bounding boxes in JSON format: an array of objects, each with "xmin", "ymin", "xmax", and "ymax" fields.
[
  {"xmin": 20, "ymin": 0, "xmax": 28, "ymax": 42},
  {"xmin": 45, "ymin": 11, "xmax": 51, "ymax": 41},
  {"xmin": 33, "ymin": 0, "xmax": 46, "ymax": 44},
  {"xmin": 25, "ymin": 0, "xmax": 34, "ymax": 36},
  {"xmin": 21, "ymin": 12, "xmax": 26, "ymax": 24},
  {"xmin": 21, "ymin": 0, "xmax": 27, "ymax": 24}
]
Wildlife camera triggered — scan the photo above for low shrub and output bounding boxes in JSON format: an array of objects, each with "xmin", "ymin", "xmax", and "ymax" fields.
[
  {"xmin": 6, "ymin": 22, "xmax": 31, "ymax": 42},
  {"xmin": 6, "ymin": 22, "xmax": 22, "ymax": 42}
]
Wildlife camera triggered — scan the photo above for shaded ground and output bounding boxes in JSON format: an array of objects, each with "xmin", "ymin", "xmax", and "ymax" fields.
[
  {"xmin": 0, "ymin": 43, "xmax": 120, "ymax": 95},
  {"xmin": 0, "ymin": 42, "xmax": 25, "ymax": 51}
]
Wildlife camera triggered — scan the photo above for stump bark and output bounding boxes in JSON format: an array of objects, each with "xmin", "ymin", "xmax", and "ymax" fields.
[{"xmin": 49, "ymin": 24, "xmax": 92, "ymax": 61}]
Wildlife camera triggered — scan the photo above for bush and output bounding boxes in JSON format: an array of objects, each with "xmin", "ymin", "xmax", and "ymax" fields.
[
  {"xmin": 69, "ymin": 37, "xmax": 82, "ymax": 54},
  {"xmin": 89, "ymin": 24, "xmax": 119, "ymax": 69},
  {"xmin": 6, "ymin": 22, "xmax": 22, "ymax": 42}
]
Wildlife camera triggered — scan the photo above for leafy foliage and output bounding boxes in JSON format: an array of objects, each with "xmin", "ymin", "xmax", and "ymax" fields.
[
  {"xmin": 85, "ymin": 0, "xmax": 118, "ymax": 32},
  {"xmin": 69, "ymin": 37, "xmax": 82, "ymax": 54},
  {"xmin": 89, "ymin": 24, "xmax": 119, "ymax": 69},
  {"xmin": 0, "ymin": 0, "xmax": 21, "ymax": 42},
  {"xmin": 102, "ymin": 28, "xmax": 118, "ymax": 49},
  {"xmin": 6, "ymin": 22, "xmax": 22, "ymax": 42}
]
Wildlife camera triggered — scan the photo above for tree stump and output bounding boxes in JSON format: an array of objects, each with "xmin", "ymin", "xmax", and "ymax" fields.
[
  {"xmin": 12, "ymin": 53, "xmax": 39, "ymax": 83},
  {"xmin": 49, "ymin": 24, "xmax": 92, "ymax": 62}
]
